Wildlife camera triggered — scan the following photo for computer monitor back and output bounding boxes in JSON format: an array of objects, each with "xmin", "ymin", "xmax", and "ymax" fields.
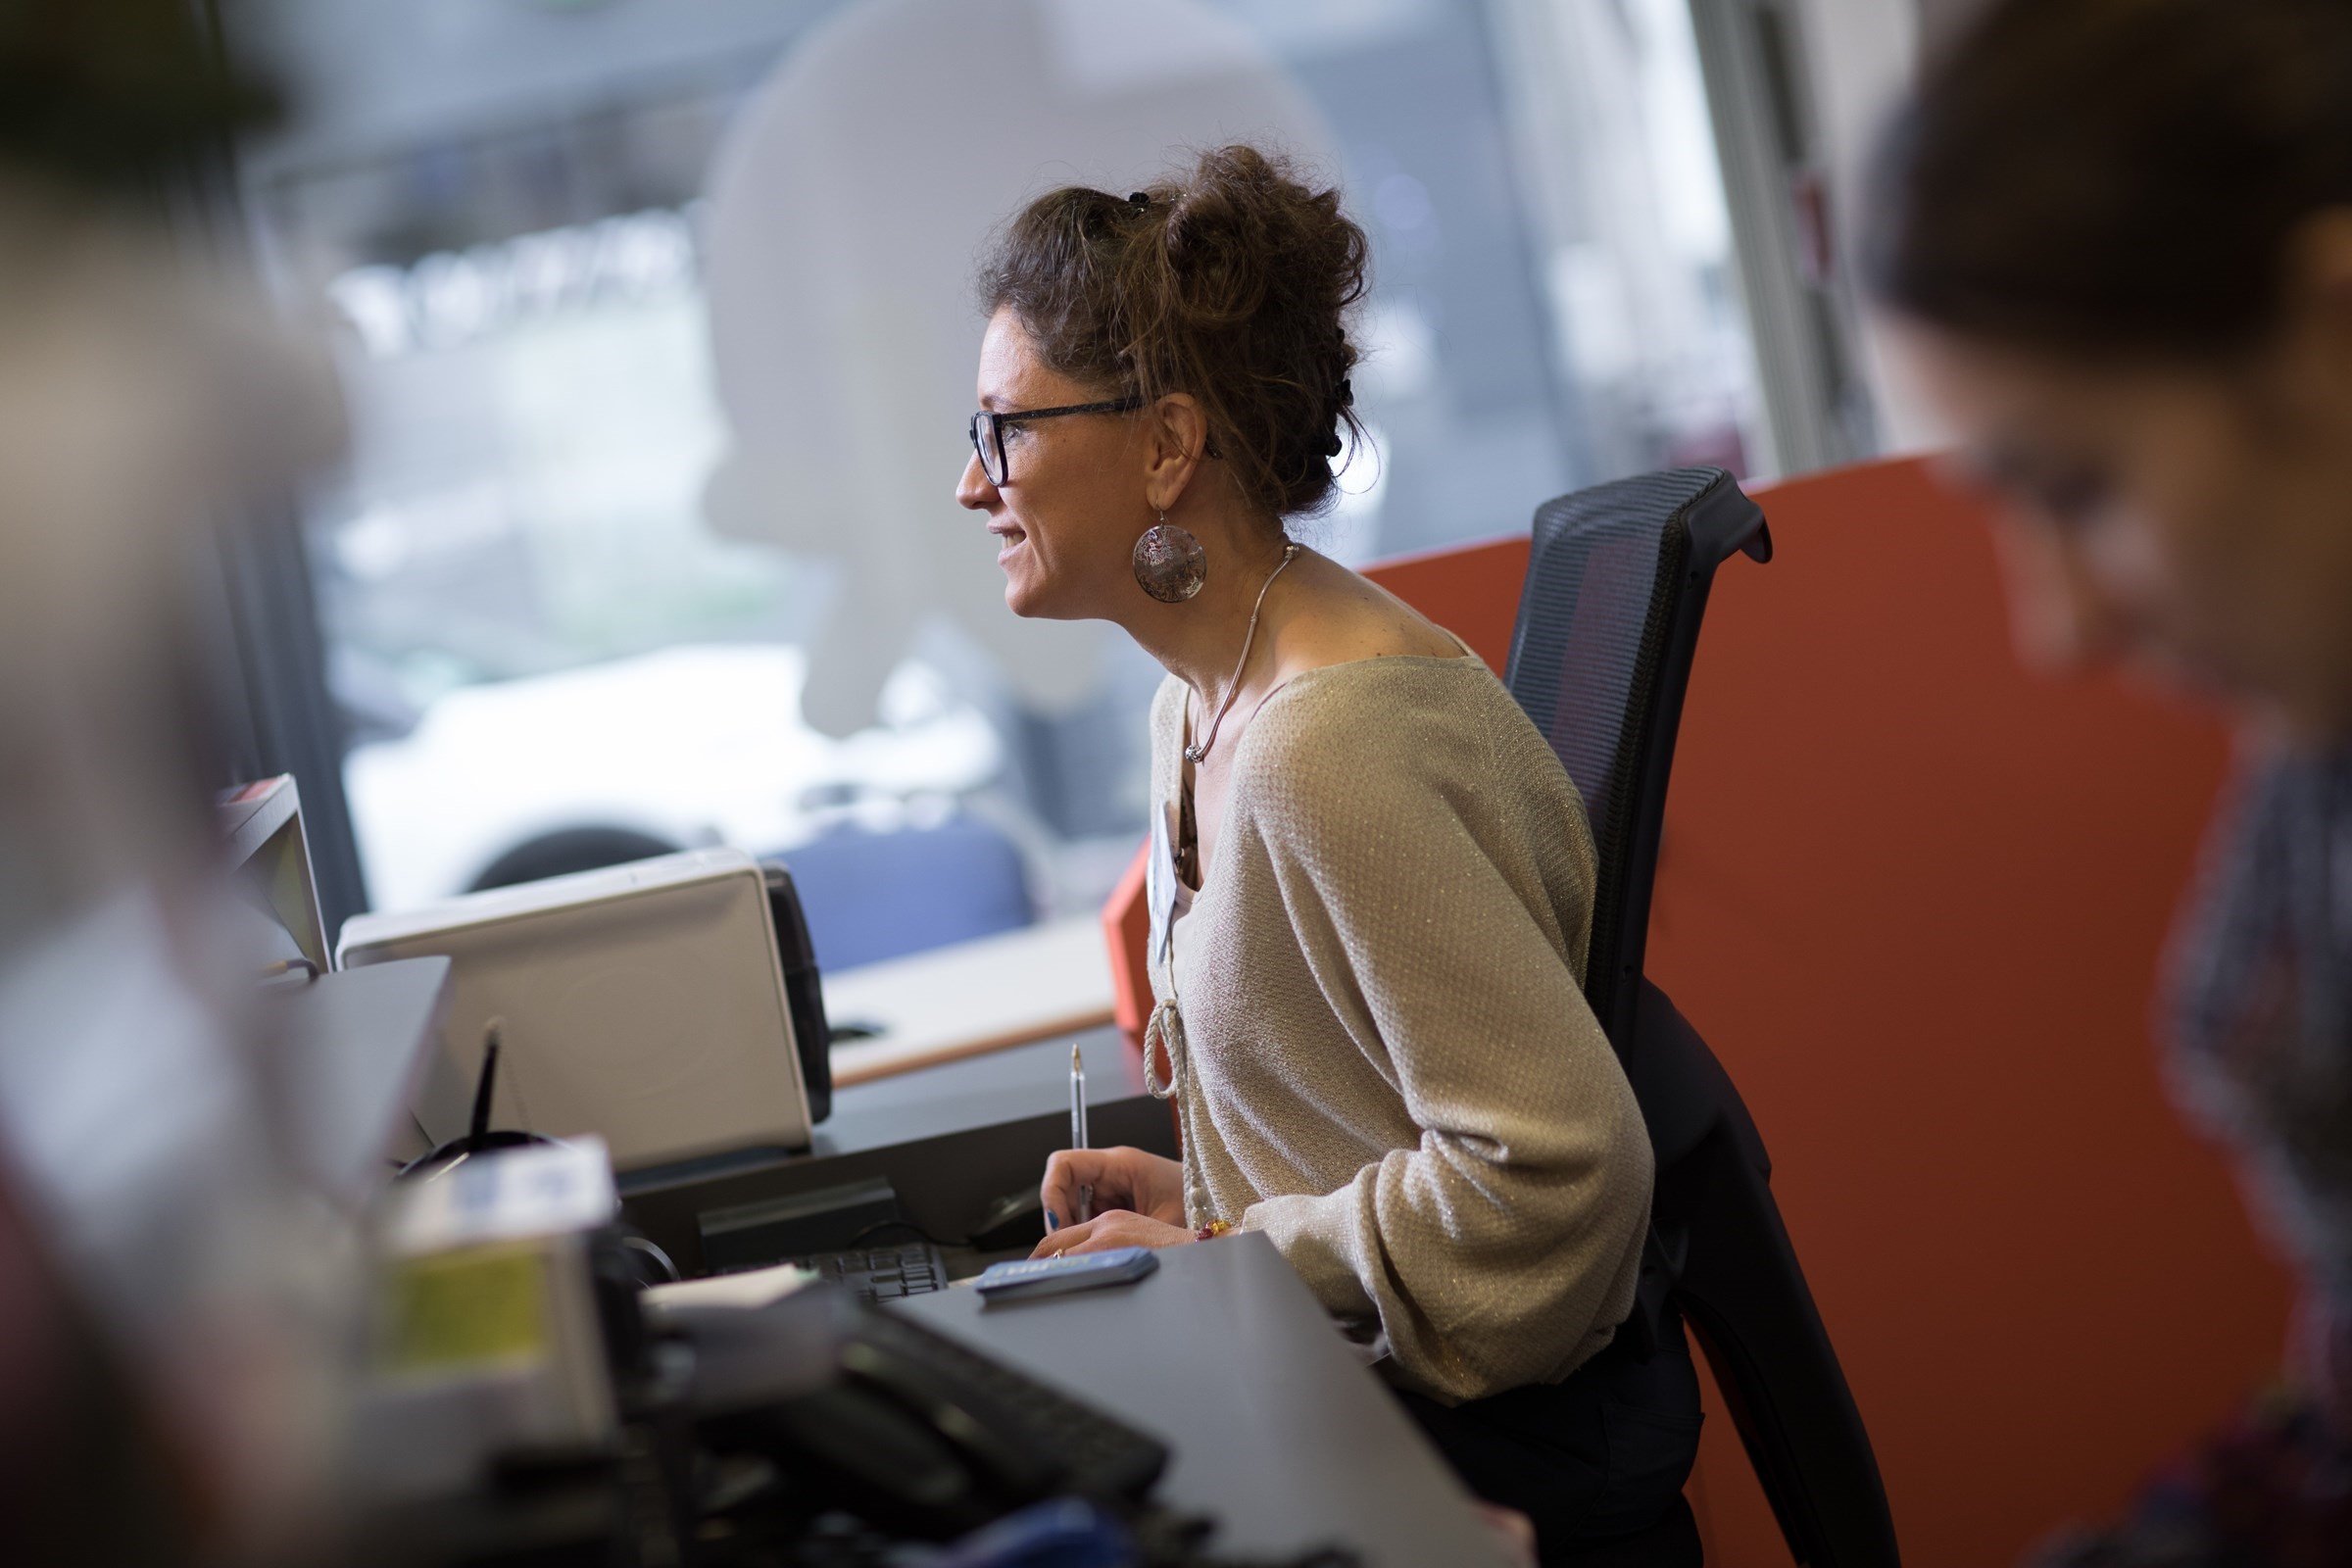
[{"xmin": 337, "ymin": 848, "xmax": 813, "ymax": 1169}]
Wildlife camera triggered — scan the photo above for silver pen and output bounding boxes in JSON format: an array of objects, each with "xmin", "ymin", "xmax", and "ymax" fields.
[{"xmin": 1070, "ymin": 1042, "xmax": 1093, "ymax": 1223}]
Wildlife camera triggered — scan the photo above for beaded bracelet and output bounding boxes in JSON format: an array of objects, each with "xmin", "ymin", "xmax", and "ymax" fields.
[{"xmin": 1195, "ymin": 1218, "xmax": 1235, "ymax": 1242}]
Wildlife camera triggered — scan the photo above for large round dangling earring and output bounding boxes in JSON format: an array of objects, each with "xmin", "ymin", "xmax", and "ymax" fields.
[{"xmin": 1132, "ymin": 512, "xmax": 1207, "ymax": 604}]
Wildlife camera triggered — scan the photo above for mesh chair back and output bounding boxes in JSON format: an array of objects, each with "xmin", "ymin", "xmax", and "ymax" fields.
[
  {"xmin": 1505, "ymin": 468, "xmax": 1901, "ymax": 1568},
  {"xmin": 1505, "ymin": 467, "xmax": 1770, "ymax": 1046}
]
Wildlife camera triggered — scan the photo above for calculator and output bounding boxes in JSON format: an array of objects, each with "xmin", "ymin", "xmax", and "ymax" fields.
[{"xmin": 973, "ymin": 1247, "xmax": 1160, "ymax": 1301}]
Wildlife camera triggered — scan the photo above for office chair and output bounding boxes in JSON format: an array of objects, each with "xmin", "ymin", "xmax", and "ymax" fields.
[
  {"xmin": 773, "ymin": 815, "xmax": 1035, "ymax": 971},
  {"xmin": 469, "ymin": 825, "xmax": 684, "ymax": 891},
  {"xmin": 1505, "ymin": 466, "xmax": 1900, "ymax": 1568}
]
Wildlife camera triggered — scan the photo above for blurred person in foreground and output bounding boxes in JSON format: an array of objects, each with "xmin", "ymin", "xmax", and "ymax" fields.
[
  {"xmin": 1868, "ymin": 0, "xmax": 2352, "ymax": 1560},
  {"xmin": 0, "ymin": 3, "xmax": 352, "ymax": 1565}
]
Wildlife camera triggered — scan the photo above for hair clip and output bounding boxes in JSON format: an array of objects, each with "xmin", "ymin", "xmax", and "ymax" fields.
[
  {"xmin": 1127, "ymin": 191, "xmax": 1152, "ymax": 210},
  {"xmin": 1336, "ymin": 377, "xmax": 1353, "ymax": 406}
]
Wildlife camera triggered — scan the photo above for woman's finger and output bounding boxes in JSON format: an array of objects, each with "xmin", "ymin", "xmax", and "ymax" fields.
[
  {"xmin": 1063, "ymin": 1218, "xmax": 1142, "ymax": 1254},
  {"xmin": 1039, "ymin": 1149, "xmax": 1100, "ymax": 1229},
  {"xmin": 1028, "ymin": 1214, "xmax": 1097, "ymax": 1258},
  {"xmin": 1055, "ymin": 1212, "xmax": 1195, "ymax": 1255},
  {"xmin": 1473, "ymin": 1503, "xmax": 1536, "ymax": 1568},
  {"xmin": 1041, "ymin": 1148, "xmax": 1136, "ymax": 1228}
]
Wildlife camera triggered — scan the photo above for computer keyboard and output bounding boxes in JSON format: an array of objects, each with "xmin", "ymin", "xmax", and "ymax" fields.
[
  {"xmin": 850, "ymin": 1301, "xmax": 1170, "ymax": 1503},
  {"xmin": 794, "ymin": 1240, "xmax": 950, "ymax": 1303}
]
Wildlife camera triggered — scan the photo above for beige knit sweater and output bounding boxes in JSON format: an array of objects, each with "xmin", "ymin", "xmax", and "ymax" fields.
[{"xmin": 1145, "ymin": 654, "xmax": 1653, "ymax": 1405}]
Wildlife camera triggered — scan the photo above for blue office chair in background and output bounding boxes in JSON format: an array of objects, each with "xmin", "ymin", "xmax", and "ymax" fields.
[
  {"xmin": 771, "ymin": 814, "xmax": 1035, "ymax": 973},
  {"xmin": 1506, "ymin": 467, "xmax": 1900, "ymax": 1568}
]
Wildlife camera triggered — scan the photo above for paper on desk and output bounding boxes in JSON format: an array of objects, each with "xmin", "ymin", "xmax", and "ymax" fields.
[{"xmin": 645, "ymin": 1261, "xmax": 816, "ymax": 1311}]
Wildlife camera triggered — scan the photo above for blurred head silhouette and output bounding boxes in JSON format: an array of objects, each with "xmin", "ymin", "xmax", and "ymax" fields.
[
  {"xmin": 1868, "ymin": 0, "xmax": 2352, "ymax": 744},
  {"xmin": 699, "ymin": 0, "xmax": 1335, "ymax": 736}
]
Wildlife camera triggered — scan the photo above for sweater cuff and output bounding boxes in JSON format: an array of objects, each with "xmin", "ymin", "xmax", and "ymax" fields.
[{"xmin": 1240, "ymin": 1189, "xmax": 1379, "ymax": 1320}]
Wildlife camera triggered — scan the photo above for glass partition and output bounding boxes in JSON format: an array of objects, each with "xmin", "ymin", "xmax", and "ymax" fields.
[{"xmin": 234, "ymin": 0, "xmax": 1759, "ymax": 954}]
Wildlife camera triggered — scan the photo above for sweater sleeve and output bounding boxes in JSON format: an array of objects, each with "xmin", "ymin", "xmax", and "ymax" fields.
[{"xmin": 1233, "ymin": 681, "xmax": 1654, "ymax": 1403}]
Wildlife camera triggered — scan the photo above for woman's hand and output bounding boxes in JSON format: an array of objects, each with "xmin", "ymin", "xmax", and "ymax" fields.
[
  {"xmin": 1474, "ymin": 1503, "xmax": 1537, "ymax": 1568},
  {"xmin": 1039, "ymin": 1146, "xmax": 1185, "ymax": 1231},
  {"xmin": 1028, "ymin": 1208, "xmax": 1197, "ymax": 1258}
]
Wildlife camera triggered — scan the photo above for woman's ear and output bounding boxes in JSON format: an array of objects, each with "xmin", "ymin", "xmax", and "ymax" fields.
[{"xmin": 1143, "ymin": 393, "xmax": 1207, "ymax": 513}]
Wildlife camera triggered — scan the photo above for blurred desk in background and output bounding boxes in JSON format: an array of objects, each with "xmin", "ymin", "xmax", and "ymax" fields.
[{"xmin": 825, "ymin": 915, "xmax": 1114, "ymax": 1087}]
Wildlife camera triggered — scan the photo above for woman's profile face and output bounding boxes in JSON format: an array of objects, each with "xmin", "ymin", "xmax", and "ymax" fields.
[
  {"xmin": 956, "ymin": 307, "xmax": 1145, "ymax": 620},
  {"xmin": 1891, "ymin": 318, "xmax": 2352, "ymax": 741}
]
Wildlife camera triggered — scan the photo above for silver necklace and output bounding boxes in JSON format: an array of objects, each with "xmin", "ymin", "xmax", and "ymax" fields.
[{"xmin": 1185, "ymin": 542, "xmax": 1299, "ymax": 765}]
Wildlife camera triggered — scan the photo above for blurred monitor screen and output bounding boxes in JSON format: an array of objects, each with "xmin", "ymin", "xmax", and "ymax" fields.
[{"xmin": 220, "ymin": 775, "xmax": 328, "ymax": 974}]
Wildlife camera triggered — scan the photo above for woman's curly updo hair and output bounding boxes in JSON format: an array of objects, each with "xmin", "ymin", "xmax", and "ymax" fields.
[{"xmin": 979, "ymin": 145, "xmax": 1369, "ymax": 524}]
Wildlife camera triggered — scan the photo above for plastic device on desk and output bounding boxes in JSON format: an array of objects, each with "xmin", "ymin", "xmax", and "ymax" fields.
[
  {"xmin": 975, "ymin": 1247, "xmax": 1158, "ymax": 1301},
  {"xmin": 791, "ymin": 1239, "xmax": 949, "ymax": 1302},
  {"xmin": 675, "ymin": 1288, "xmax": 1170, "ymax": 1541},
  {"xmin": 337, "ymin": 848, "xmax": 829, "ymax": 1173}
]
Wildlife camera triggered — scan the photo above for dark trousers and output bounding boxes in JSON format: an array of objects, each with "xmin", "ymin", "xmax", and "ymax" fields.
[{"xmin": 1394, "ymin": 1324, "xmax": 1703, "ymax": 1565}]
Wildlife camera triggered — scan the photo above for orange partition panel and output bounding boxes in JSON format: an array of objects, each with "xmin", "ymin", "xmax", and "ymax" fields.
[
  {"xmin": 1653, "ymin": 458, "xmax": 2284, "ymax": 1564},
  {"xmin": 1095, "ymin": 459, "xmax": 2286, "ymax": 1563},
  {"xmin": 1102, "ymin": 841, "xmax": 1152, "ymax": 1046}
]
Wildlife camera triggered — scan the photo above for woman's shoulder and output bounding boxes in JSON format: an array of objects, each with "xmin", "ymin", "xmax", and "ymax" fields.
[
  {"xmin": 1250, "ymin": 652, "xmax": 1512, "ymax": 741},
  {"xmin": 1236, "ymin": 655, "xmax": 1535, "ymax": 801},
  {"xmin": 1230, "ymin": 654, "xmax": 1594, "ymax": 877}
]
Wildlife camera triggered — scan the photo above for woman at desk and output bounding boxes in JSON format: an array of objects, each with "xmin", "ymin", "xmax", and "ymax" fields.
[
  {"xmin": 954, "ymin": 147, "xmax": 1692, "ymax": 1557},
  {"xmin": 1871, "ymin": 1, "xmax": 2352, "ymax": 1561}
]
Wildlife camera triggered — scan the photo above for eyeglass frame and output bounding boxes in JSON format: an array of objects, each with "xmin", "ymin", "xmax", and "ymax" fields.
[{"xmin": 967, "ymin": 395, "xmax": 1143, "ymax": 487}]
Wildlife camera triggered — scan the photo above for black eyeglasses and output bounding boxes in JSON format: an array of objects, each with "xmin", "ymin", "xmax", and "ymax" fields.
[{"xmin": 967, "ymin": 396, "xmax": 1142, "ymax": 486}]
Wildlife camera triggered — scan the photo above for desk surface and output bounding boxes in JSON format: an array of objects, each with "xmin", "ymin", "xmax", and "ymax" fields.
[
  {"xmin": 825, "ymin": 917, "xmax": 1115, "ymax": 1087},
  {"xmin": 819, "ymin": 1029, "xmax": 1145, "ymax": 1150},
  {"xmin": 895, "ymin": 1234, "xmax": 1507, "ymax": 1568}
]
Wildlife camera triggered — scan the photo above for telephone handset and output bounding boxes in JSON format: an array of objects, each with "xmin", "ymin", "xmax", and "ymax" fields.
[
  {"xmin": 716, "ymin": 1333, "xmax": 1059, "ymax": 1536},
  {"xmin": 671, "ymin": 1287, "xmax": 1167, "ymax": 1541},
  {"xmin": 834, "ymin": 1336, "xmax": 1060, "ymax": 1497}
]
